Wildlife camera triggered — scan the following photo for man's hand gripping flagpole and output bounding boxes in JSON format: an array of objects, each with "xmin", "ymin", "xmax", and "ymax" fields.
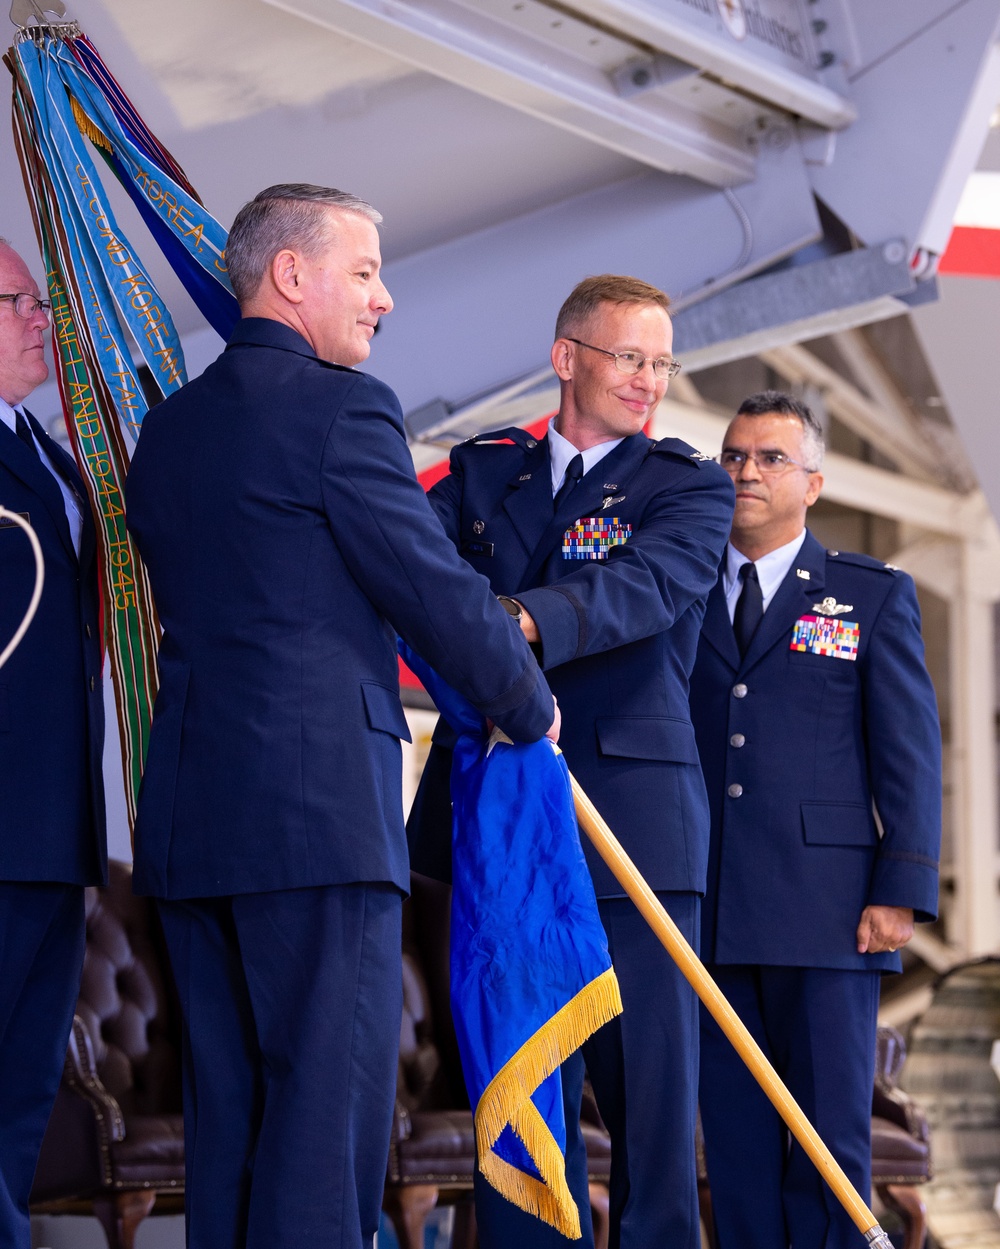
[{"xmin": 564, "ymin": 758, "xmax": 895, "ymax": 1249}]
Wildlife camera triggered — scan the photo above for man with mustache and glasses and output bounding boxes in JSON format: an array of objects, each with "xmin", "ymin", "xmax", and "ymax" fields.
[{"xmin": 690, "ymin": 390, "xmax": 941, "ymax": 1249}]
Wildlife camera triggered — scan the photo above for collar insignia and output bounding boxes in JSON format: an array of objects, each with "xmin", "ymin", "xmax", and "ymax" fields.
[
  {"xmin": 813, "ymin": 596, "xmax": 854, "ymax": 616},
  {"xmin": 518, "ymin": 473, "xmax": 532, "ymax": 481}
]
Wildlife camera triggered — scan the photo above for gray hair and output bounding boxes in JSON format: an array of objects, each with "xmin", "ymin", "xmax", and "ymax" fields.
[
  {"xmin": 735, "ymin": 389, "xmax": 825, "ymax": 471},
  {"xmin": 225, "ymin": 184, "xmax": 382, "ymax": 305}
]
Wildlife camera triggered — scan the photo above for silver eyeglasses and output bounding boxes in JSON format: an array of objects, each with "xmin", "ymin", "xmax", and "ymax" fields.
[
  {"xmin": 0, "ymin": 293, "xmax": 53, "ymax": 324},
  {"xmin": 567, "ymin": 337, "xmax": 682, "ymax": 380},
  {"xmin": 718, "ymin": 449, "xmax": 818, "ymax": 476}
]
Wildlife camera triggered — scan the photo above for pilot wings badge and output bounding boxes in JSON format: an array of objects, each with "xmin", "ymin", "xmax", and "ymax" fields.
[{"xmin": 812, "ymin": 596, "xmax": 854, "ymax": 617}]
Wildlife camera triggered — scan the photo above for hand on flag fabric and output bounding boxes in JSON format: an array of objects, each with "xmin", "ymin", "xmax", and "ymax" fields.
[{"xmin": 400, "ymin": 641, "xmax": 621, "ymax": 1239}]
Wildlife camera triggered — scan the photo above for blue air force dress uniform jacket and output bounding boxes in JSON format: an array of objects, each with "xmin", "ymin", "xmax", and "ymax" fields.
[
  {"xmin": 408, "ymin": 426, "xmax": 734, "ymax": 1249},
  {"xmin": 0, "ymin": 411, "xmax": 106, "ymax": 1246},
  {"xmin": 124, "ymin": 319, "xmax": 553, "ymax": 1249},
  {"xmin": 689, "ymin": 530, "xmax": 941, "ymax": 1249}
]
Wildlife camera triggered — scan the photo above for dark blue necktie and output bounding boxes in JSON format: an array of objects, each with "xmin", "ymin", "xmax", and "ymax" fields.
[
  {"xmin": 15, "ymin": 409, "xmax": 38, "ymax": 458},
  {"xmin": 733, "ymin": 561, "xmax": 763, "ymax": 657},
  {"xmin": 553, "ymin": 453, "xmax": 584, "ymax": 512}
]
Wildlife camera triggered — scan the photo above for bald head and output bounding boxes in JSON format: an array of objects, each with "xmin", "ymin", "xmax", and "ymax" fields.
[{"xmin": 0, "ymin": 242, "xmax": 50, "ymax": 405}]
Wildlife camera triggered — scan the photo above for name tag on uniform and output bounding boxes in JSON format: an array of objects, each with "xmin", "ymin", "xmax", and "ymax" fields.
[
  {"xmin": 562, "ymin": 516, "xmax": 631, "ymax": 560},
  {"xmin": 0, "ymin": 511, "xmax": 29, "ymax": 529},
  {"xmin": 790, "ymin": 614, "xmax": 860, "ymax": 661}
]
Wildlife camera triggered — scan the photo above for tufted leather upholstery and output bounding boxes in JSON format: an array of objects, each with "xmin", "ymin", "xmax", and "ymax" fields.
[{"xmin": 30, "ymin": 861, "xmax": 184, "ymax": 1249}]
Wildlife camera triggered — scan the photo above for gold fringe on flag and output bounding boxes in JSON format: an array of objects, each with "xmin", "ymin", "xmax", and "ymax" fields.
[{"xmin": 475, "ymin": 966, "xmax": 623, "ymax": 1239}]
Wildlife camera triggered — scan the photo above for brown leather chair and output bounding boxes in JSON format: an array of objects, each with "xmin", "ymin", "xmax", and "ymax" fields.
[
  {"xmin": 697, "ymin": 1024, "xmax": 931, "ymax": 1249},
  {"xmin": 383, "ymin": 874, "xmax": 612, "ymax": 1249},
  {"xmin": 871, "ymin": 1025, "xmax": 932, "ymax": 1249},
  {"xmin": 30, "ymin": 861, "xmax": 184, "ymax": 1249}
]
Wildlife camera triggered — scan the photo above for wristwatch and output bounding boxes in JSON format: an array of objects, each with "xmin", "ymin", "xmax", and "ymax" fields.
[{"xmin": 497, "ymin": 595, "xmax": 524, "ymax": 624}]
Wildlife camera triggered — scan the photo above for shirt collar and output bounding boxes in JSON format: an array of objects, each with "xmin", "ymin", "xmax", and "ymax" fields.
[
  {"xmin": 724, "ymin": 530, "xmax": 808, "ymax": 609},
  {"xmin": 547, "ymin": 418, "xmax": 625, "ymax": 494},
  {"xmin": 0, "ymin": 396, "xmax": 23, "ymax": 434}
]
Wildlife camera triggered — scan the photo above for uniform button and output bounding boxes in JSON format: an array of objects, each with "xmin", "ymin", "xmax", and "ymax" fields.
[
  {"xmin": 728, "ymin": 783, "xmax": 743, "ymax": 798},
  {"xmin": 730, "ymin": 733, "xmax": 746, "ymax": 748},
  {"xmin": 526, "ymin": 439, "xmax": 537, "ymax": 449},
  {"xmin": 732, "ymin": 683, "xmax": 748, "ymax": 699},
  {"xmin": 89, "ymin": 675, "xmax": 95, "ymax": 691}
]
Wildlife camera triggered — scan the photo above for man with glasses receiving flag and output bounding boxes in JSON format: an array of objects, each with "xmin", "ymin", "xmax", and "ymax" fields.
[
  {"xmin": 690, "ymin": 391, "xmax": 941, "ymax": 1249},
  {"xmin": 409, "ymin": 274, "xmax": 734, "ymax": 1249}
]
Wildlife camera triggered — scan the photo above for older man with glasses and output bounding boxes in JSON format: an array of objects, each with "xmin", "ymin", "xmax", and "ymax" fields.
[
  {"xmin": 408, "ymin": 273, "xmax": 735, "ymax": 1249},
  {"xmin": 0, "ymin": 239, "xmax": 106, "ymax": 1249},
  {"xmin": 690, "ymin": 390, "xmax": 942, "ymax": 1249}
]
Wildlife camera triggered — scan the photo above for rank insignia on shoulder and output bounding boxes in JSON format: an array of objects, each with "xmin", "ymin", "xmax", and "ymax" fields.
[
  {"xmin": 884, "ymin": 563, "xmax": 900, "ymax": 571},
  {"xmin": 813, "ymin": 596, "xmax": 854, "ymax": 616},
  {"xmin": 689, "ymin": 450, "xmax": 712, "ymax": 461},
  {"xmin": 790, "ymin": 615, "xmax": 859, "ymax": 661},
  {"xmin": 563, "ymin": 517, "xmax": 631, "ymax": 559}
]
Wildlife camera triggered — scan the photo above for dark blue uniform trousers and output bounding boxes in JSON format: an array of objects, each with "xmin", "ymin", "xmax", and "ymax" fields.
[
  {"xmin": 0, "ymin": 882, "xmax": 85, "ymax": 1249},
  {"xmin": 158, "ymin": 882, "xmax": 402, "ymax": 1249},
  {"xmin": 475, "ymin": 893, "xmax": 701, "ymax": 1249},
  {"xmin": 699, "ymin": 966, "xmax": 880, "ymax": 1249}
]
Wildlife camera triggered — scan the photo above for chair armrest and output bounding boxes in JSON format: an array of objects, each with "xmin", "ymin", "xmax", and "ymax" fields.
[
  {"xmin": 873, "ymin": 1079, "xmax": 930, "ymax": 1145},
  {"xmin": 392, "ymin": 1098, "xmax": 413, "ymax": 1144},
  {"xmin": 63, "ymin": 1015, "xmax": 126, "ymax": 1144}
]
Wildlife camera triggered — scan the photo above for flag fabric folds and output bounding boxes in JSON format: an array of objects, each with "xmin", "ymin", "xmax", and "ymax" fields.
[
  {"xmin": 401, "ymin": 644, "xmax": 622, "ymax": 1239},
  {"xmin": 6, "ymin": 22, "xmax": 238, "ymax": 825}
]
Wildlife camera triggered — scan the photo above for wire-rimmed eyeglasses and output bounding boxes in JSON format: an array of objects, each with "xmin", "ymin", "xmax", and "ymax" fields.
[
  {"xmin": 0, "ymin": 293, "xmax": 52, "ymax": 324},
  {"xmin": 718, "ymin": 449, "xmax": 819, "ymax": 476},
  {"xmin": 566, "ymin": 337, "xmax": 682, "ymax": 380}
]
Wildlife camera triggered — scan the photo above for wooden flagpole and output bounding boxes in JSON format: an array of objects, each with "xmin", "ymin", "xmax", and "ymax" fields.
[{"xmin": 568, "ymin": 769, "xmax": 894, "ymax": 1249}]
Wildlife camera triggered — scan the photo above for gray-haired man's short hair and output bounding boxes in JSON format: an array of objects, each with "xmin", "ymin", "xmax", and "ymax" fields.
[
  {"xmin": 735, "ymin": 389, "xmax": 825, "ymax": 471},
  {"xmin": 225, "ymin": 184, "xmax": 382, "ymax": 305}
]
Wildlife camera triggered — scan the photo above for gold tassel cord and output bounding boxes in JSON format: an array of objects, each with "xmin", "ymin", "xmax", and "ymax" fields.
[{"xmin": 70, "ymin": 94, "xmax": 111, "ymax": 152}]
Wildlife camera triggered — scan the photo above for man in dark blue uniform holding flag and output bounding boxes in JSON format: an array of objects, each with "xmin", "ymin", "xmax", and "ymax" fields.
[
  {"xmin": 409, "ymin": 274, "xmax": 735, "ymax": 1249},
  {"xmin": 690, "ymin": 391, "xmax": 941, "ymax": 1249},
  {"xmin": 126, "ymin": 185, "xmax": 557, "ymax": 1249}
]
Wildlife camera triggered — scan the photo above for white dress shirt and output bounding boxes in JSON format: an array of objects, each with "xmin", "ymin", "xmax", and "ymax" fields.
[
  {"xmin": 0, "ymin": 395, "xmax": 83, "ymax": 556},
  {"xmin": 547, "ymin": 418, "xmax": 624, "ymax": 495},
  {"xmin": 723, "ymin": 530, "xmax": 807, "ymax": 623}
]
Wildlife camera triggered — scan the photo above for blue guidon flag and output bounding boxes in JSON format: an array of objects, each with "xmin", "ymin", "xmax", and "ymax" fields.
[{"xmin": 401, "ymin": 643, "xmax": 622, "ymax": 1239}]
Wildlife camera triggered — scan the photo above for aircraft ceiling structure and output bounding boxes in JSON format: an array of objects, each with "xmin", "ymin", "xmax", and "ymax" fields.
[
  {"xmin": 1, "ymin": 0, "xmax": 998, "ymax": 453},
  {"xmin": 257, "ymin": 0, "xmax": 1000, "ymax": 443}
]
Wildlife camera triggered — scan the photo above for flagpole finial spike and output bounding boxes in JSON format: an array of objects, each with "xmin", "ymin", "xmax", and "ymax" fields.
[{"xmin": 10, "ymin": 0, "xmax": 70, "ymax": 32}]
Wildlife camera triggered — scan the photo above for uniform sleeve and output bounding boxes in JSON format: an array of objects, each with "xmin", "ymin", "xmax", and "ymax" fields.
[
  {"xmin": 863, "ymin": 574, "xmax": 942, "ymax": 921},
  {"xmin": 319, "ymin": 376, "xmax": 553, "ymax": 742},
  {"xmin": 516, "ymin": 461, "xmax": 735, "ymax": 669},
  {"xmin": 426, "ymin": 455, "xmax": 463, "ymax": 545}
]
